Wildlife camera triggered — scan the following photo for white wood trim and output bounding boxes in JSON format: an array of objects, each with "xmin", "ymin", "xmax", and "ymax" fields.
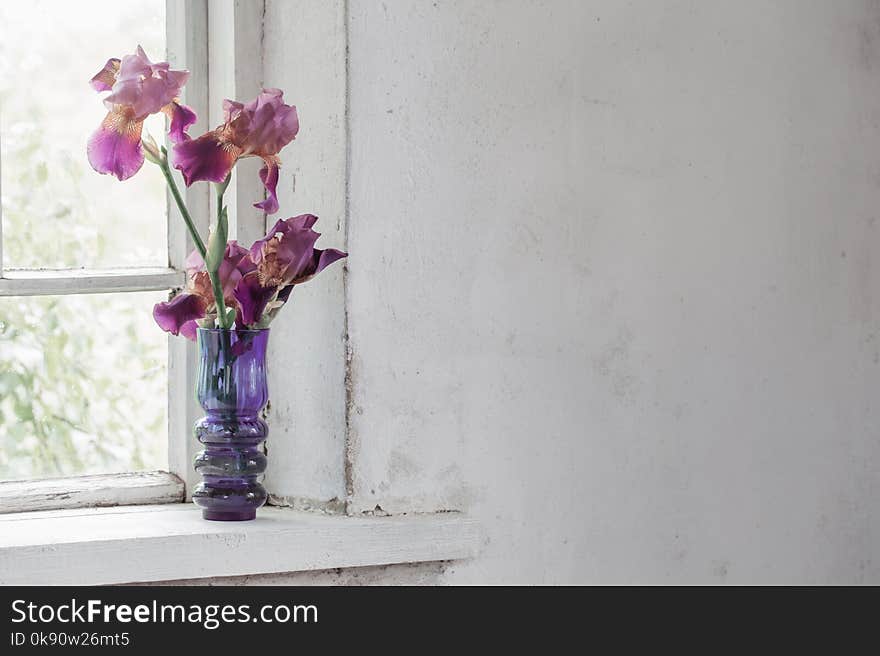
[
  {"xmin": 0, "ymin": 504, "xmax": 481, "ymax": 585},
  {"xmin": 0, "ymin": 267, "xmax": 184, "ymax": 296},
  {"xmin": 0, "ymin": 471, "xmax": 184, "ymax": 514},
  {"xmin": 164, "ymin": 0, "xmax": 267, "ymax": 497},
  {"xmin": 208, "ymin": 0, "xmax": 267, "ymax": 247},
  {"xmin": 165, "ymin": 0, "xmax": 211, "ymax": 273},
  {"xmin": 166, "ymin": 0, "xmax": 210, "ymax": 494},
  {"xmin": 260, "ymin": 1, "xmax": 350, "ymax": 504},
  {"xmin": 230, "ymin": 0, "xmax": 268, "ymax": 248}
]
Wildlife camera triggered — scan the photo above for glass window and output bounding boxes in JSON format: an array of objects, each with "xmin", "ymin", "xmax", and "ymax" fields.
[
  {"xmin": 0, "ymin": 0, "xmax": 170, "ymax": 482},
  {"xmin": 0, "ymin": 0, "xmax": 167, "ymax": 269}
]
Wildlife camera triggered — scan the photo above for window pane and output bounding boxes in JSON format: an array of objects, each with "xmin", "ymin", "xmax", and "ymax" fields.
[
  {"xmin": 0, "ymin": 0, "xmax": 167, "ymax": 269},
  {"xmin": 0, "ymin": 292, "xmax": 168, "ymax": 480}
]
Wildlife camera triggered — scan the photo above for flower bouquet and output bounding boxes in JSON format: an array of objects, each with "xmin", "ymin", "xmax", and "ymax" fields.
[{"xmin": 88, "ymin": 46, "xmax": 346, "ymax": 520}]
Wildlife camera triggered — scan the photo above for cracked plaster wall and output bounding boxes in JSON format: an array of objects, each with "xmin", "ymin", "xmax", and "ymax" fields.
[{"xmin": 189, "ymin": 0, "xmax": 880, "ymax": 584}]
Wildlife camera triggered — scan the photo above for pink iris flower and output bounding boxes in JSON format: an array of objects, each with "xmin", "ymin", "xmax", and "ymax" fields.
[
  {"xmin": 234, "ymin": 215, "xmax": 347, "ymax": 326},
  {"xmin": 152, "ymin": 242, "xmax": 254, "ymax": 340},
  {"xmin": 88, "ymin": 46, "xmax": 196, "ymax": 181},
  {"xmin": 171, "ymin": 89, "xmax": 299, "ymax": 214},
  {"xmin": 152, "ymin": 216, "xmax": 346, "ymax": 338}
]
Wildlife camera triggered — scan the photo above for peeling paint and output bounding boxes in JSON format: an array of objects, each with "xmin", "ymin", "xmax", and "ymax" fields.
[
  {"xmin": 266, "ymin": 494, "xmax": 346, "ymax": 515},
  {"xmin": 342, "ymin": 0, "xmax": 356, "ymax": 510}
]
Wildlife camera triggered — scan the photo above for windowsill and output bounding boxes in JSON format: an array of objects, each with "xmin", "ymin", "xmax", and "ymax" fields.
[
  {"xmin": 0, "ymin": 472, "xmax": 185, "ymax": 514},
  {"xmin": 0, "ymin": 504, "xmax": 481, "ymax": 585}
]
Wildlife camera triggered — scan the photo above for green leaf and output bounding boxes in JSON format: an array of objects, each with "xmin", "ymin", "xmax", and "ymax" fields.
[{"xmin": 204, "ymin": 205, "xmax": 228, "ymax": 273}]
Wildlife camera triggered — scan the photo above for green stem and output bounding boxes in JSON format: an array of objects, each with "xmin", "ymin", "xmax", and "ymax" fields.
[
  {"xmin": 212, "ymin": 175, "xmax": 233, "ymax": 330},
  {"xmin": 158, "ymin": 153, "xmax": 206, "ymax": 259},
  {"xmin": 209, "ymin": 271, "xmax": 231, "ymax": 329},
  {"xmin": 156, "ymin": 149, "xmax": 232, "ymax": 330}
]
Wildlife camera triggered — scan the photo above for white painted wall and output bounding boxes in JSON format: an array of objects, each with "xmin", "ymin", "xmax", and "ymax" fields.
[
  {"xmin": 343, "ymin": 0, "xmax": 880, "ymax": 584},
  {"xmin": 262, "ymin": 0, "xmax": 349, "ymax": 506},
  {"xmin": 228, "ymin": 0, "xmax": 880, "ymax": 584}
]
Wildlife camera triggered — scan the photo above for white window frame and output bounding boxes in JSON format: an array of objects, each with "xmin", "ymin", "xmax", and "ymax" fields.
[
  {"xmin": 0, "ymin": 0, "xmax": 278, "ymax": 513},
  {"xmin": 0, "ymin": 1, "xmax": 482, "ymax": 584},
  {"xmin": 166, "ymin": 0, "xmax": 270, "ymax": 500}
]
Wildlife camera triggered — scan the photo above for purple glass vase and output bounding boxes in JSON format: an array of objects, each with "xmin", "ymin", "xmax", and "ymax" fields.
[{"xmin": 192, "ymin": 328, "xmax": 269, "ymax": 521}]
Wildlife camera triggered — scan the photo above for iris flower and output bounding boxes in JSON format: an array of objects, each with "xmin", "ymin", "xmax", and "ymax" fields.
[
  {"xmin": 153, "ymin": 242, "xmax": 254, "ymax": 340},
  {"xmin": 89, "ymin": 47, "xmax": 346, "ymax": 338},
  {"xmin": 234, "ymin": 215, "xmax": 347, "ymax": 326},
  {"xmin": 153, "ymin": 215, "xmax": 346, "ymax": 337},
  {"xmin": 88, "ymin": 46, "xmax": 196, "ymax": 181},
  {"xmin": 172, "ymin": 89, "xmax": 299, "ymax": 214}
]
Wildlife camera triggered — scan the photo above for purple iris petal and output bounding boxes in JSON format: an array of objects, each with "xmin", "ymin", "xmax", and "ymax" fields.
[
  {"xmin": 172, "ymin": 132, "xmax": 237, "ymax": 185},
  {"xmin": 117, "ymin": 45, "xmax": 154, "ymax": 81},
  {"xmin": 90, "ymin": 58, "xmax": 120, "ymax": 92},
  {"xmin": 105, "ymin": 76, "xmax": 153, "ymax": 117},
  {"xmin": 225, "ymin": 240, "xmax": 251, "ymax": 267},
  {"xmin": 179, "ymin": 320, "xmax": 200, "ymax": 341},
  {"xmin": 153, "ymin": 293, "xmax": 207, "ymax": 339},
  {"xmin": 105, "ymin": 46, "xmax": 189, "ymax": 119},
  {"xmin": 277, "ymin": 284, "xmax": 294, "ymax": 304},
  {"xmin": 288, "ymin": 214, "xmax": 318, "ymax": 230},
  {"xmin": 185, "ymin": 248, "xmax": 205, "ymax": 273},
  {"xmin": 234, "ymin": 89, "xmax": 299, "ymax": 156},
  {"xmin": 249, "ymin": 217, "xmax": 292, "ymax": 262},
  {"xmin": 254, "ymin": 159, "xmax": 280, "ymax": 214},
  {"xmin": 186, "ymin": 242, "xmax": 252, "ymax": 302},
  {"xmin": 250, "ymin": 215, "xmax": 320, "ymax": 283},
  {"xmin": 174, "ymin": 89, "xmax": 296, "ymax": 206},
  {"xmin": 166, "ymin": 102, "xmax": 197, "ymax": 143},
  {"xmin": 249, "ymin": 214, "xmax": 347, "ymax": 291},
  {"xmin": 87, "ymin": 111, "xmax": 145, "ymax": 181},
  {"xmin": 278, "ymin": 216, "xmax": 323, "ymax": 280},
  {"xmin": 234, "ymin": 271, "xmax": 278, "ymax": 326},
  {"xmin": 298, "ymin": 247, "xmax": 348, "ymax": 282},
  {"xmin": 218, "ymin": 242, "xmax": 251, "ymax": 301},
  {"xmin": 237, "ymin": 251, "xmax": 257, "ymax": 276},
  {"xmin": 89, "ymin": 47, "xmax": 192, "ymax": 180}
]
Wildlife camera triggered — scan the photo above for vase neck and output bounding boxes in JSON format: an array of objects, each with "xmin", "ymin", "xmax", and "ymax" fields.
[{"xmin": 195, "ymin": 329, "xmax": 270, "ymax": 416}]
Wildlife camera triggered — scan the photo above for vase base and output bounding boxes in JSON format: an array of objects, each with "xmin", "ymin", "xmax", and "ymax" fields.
[{"xmin": 202, "ymin": 509, "xmax": 256, "ymax": 521}]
